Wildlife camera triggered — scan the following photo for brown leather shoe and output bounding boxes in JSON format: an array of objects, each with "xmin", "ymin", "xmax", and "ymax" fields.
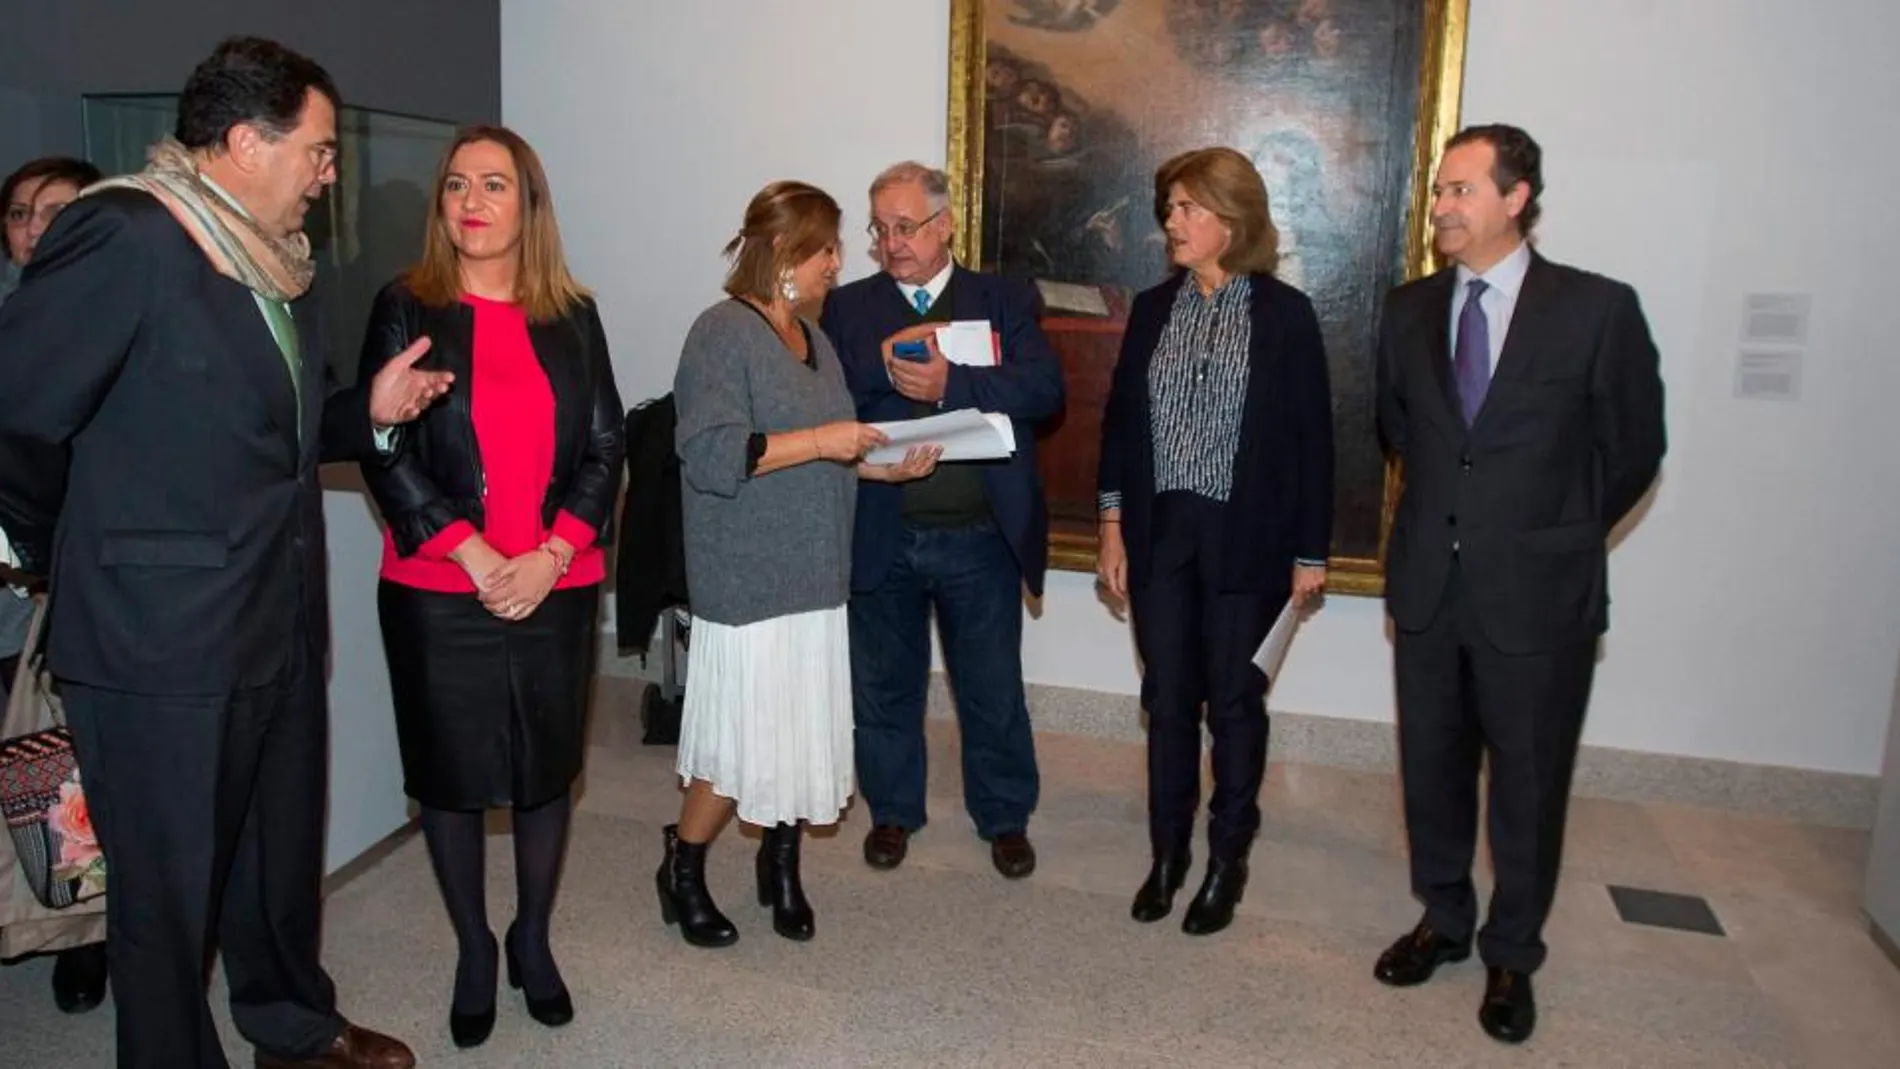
[
  {"xmin": 254, "ymin": 1023, "xmax": 415, "ymax": 1069},
  {"xmin": 863, "ymin": 824, "xmax": 911, "ymax": 870},
  {"xmin": 990, "ymin": 831, "xmax": 1036, "ymax": 879}
]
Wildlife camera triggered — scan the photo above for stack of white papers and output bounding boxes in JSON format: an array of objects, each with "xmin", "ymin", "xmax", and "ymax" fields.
[
  {"xmin": 933, "ymin": 320, "xmax": 997, "ymax": 367},
  {"xmin": 866, "ymin": 409, "xmax": 1016, "ymax": 465}
]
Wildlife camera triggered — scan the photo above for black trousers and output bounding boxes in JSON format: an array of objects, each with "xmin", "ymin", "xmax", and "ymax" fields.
[
  {"xmin": 1130, "ymin": 492, "xmax": 1280, "ymax": 861},
  {"xmin": 61, "ymin": 636, "xmax": 343, "ymax": 1068},
  {"xmin": 1394, "ymin": 561, "xmax": 1596, "ymax": 974}
]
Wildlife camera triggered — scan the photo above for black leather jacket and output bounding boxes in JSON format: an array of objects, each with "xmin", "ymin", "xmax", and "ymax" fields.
[{"xmin": 359, "ymin": 280, "xmax": 626, "ymax": 557}]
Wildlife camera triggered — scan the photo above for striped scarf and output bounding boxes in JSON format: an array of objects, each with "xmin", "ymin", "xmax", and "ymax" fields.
[{"xmin": 84, "ymin": 137, "xmax": 314, "ymax": 301}]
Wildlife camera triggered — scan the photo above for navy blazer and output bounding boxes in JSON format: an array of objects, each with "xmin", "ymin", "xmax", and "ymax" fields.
[
  {"xmin": 1376, "ymin": 255, "xmax": 1665, "ymax": 653},
  {"xmin": 820, "ymin": 265, "xmax": 1065, "ymax": 596},
  {"xmin": 1098, "ymin": 270, "xmax": 1335, "ymax": 598}
]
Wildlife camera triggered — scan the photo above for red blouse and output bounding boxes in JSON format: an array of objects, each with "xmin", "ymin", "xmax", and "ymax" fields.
[{"xmin": 379, "ymin": 294, "xmax": 605, "ymax": 592}]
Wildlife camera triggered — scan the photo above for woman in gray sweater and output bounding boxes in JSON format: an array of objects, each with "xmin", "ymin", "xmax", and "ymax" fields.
[{"xmin": 660, "ymin": 181, "xmax": 937, "ymax": 947}]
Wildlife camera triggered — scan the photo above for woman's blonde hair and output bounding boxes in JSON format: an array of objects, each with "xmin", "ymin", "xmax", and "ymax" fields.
[
  {"xmin": 1152, "ymin": 146, "xmax": 1280, "ymax": 276},
  {"xmin": 722, "ymin": 181, "xmax": 841, "ymax": 303},
  {"xmin": 404, "ymin": 125, "xmax": 589, "ymax": 321}
]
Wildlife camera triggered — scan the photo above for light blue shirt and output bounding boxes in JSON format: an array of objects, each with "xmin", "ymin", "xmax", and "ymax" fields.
[{"xmin": 1448, "ymin": 239, "xmax": 1532, "ymax": 380}]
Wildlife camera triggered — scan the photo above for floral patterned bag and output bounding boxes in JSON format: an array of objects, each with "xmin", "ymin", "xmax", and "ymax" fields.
[{"xmin": 0, "ymin": 597, "xmax": 104, "ymax": 909}]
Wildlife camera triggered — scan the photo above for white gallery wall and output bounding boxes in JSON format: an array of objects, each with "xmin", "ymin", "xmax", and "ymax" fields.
[{"xmin": 502, "ymin": 0, "xmax": 1900, "ymax": 776}]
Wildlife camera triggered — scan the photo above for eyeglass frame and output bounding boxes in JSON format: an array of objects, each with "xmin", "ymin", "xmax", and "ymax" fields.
[{"xmin": 866, "ymin": 206, "xmax": 947, "ymax": 243}]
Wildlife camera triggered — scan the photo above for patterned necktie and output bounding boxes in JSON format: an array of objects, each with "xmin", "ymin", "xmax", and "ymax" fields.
[
  {"xmin": 1453, "ymin": 278, "xmax": 1490, "ymax": 425},
  {"xmin": 912, "ymin": 288, "xmax": 931, "ymax": 316}
]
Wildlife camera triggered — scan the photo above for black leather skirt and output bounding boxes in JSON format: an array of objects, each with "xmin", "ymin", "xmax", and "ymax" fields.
[{"xmin": 377, "ymin": 581, "xmax": 599, "ymax": 811}]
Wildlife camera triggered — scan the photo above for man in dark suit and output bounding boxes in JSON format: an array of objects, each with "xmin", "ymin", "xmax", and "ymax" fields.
[
  {"xmin": 0, "ymin": 38, "xmax": 449, "ymax": 1069},
  {"xmin": 820, "ymin": 161, "xmax": 1064, "ymax": 879},
  {"xmin": 1373, "ymin": 124, "xmax": 1666, "ymax": 1044}
]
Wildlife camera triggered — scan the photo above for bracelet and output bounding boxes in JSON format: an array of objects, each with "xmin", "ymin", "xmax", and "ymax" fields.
[{"xmin": 538, "ymin": 541, "xmax": 571, "ymax": 576}]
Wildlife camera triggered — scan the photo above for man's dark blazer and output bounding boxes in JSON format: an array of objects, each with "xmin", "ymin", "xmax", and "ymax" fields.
[
  {"xmin": 1097, "ymin": 270, "xmax": 1336, "ymax": 600},
  {"xmin": 820, "ymin": 265, "xmax": 1065, "ymax": 597},
  {"xmin": 1375, "ymin": 252, "xmax": 1666, "ymax": 655},
  {"xmin": 0, "ymin": 189, "xmax": 386, "ymax": 695}
]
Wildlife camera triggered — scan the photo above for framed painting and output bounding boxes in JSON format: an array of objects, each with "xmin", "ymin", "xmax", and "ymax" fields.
[{"xmin": 945, "ymin": 0, "xmax": 1468, "ymax": 594}]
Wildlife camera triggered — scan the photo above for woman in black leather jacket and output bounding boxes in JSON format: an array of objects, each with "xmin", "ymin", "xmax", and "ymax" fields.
[{"xmin": 357, "ymin": 126, "xmax": 623, "ymax": 1049}]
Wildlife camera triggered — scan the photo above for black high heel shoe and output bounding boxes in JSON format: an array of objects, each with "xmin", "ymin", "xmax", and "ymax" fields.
[
  {"xmin": 447, "ymin": 933, "xmax": 498, "ymax": 1049},
  {"xmin": 504, "ymin": 922, "xmax": 574, "ymax": 1028}
]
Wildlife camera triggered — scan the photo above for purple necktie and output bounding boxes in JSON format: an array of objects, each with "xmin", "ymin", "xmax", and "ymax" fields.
[{"xmin": 1454, "ymin": 278, "xmax": 1490, "ymax": 425}]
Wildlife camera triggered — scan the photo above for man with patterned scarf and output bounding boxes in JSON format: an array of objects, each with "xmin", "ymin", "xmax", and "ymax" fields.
[{"xmin": 0, "ymin": 38, "xmax": 450, "ymax": 1069}]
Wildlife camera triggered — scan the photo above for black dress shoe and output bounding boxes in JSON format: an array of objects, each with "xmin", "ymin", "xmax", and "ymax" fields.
[
  {"xmin": 51, "ymin": 942, "xmax": 107, "ymax": 1014},
  {"xmin": 990, "ymin": 832, "xmax": 1036, "ymax": 879},
  {"xmin": 1478, "ymin": 967, "xmax": 1536, "ymax": 1044},
  {"xmin": 505, "ymin": 924, "xmax": 573, "ymax": 1028},
  {"xmin": 1374, "ymin": 920, "xmax": 1471, "ymax": 987},
  {"xmin": 863, "ymin": 825, "xmax": 912, "ymax": 870},
  {"xmin": 1130, "ymin": 848, "xmax": 1191, "ymax": 923},
  {"xmin": 1181, "ymin": 857, "xmax": 1247, "ymax": 935}
]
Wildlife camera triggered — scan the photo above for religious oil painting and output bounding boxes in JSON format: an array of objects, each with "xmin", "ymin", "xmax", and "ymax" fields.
[{"xmin": 946, "ymin": 0, "xmax": 1469, "ymax": 592}]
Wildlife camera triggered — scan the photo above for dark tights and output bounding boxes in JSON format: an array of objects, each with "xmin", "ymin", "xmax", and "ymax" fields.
[{"xmin": 419, "ymin": 792, "xmax": 571, "ymax": 1011}]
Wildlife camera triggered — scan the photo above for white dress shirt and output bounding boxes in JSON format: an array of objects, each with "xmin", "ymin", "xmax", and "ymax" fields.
[
  {"xmin": 894, "ymin": 259, "xmax": 955, "ymax": 314},
  {"xmin": 1448, "ymin": 238, "xmax": 1532, "ymax": 379}
]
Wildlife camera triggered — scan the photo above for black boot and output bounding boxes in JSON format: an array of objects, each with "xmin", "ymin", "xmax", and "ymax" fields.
[
  {"xmin": 755, "ymin": 823, "xmax": 815, "ymax": 942},
  {"xmin": 1181, "ymin": 856, "xmax": 1248, "ymax": 936},
  {"xmin": 656, "ymin": 824, "xmax": 738, "ymax": 948},
  {"xmin": 1130, "ymin": 846, "xmax": 1192, "ymax": 923}
]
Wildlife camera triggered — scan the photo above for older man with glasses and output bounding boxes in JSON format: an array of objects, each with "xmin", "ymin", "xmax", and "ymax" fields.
[{"xmin": 819, "ymin": 161, "xmax": 1064, "ymax": 880}]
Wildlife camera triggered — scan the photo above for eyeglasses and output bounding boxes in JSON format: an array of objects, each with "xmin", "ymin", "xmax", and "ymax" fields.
[{"xmin": 867, "ymin": 207, "xmax": 945, "ymax": 243}]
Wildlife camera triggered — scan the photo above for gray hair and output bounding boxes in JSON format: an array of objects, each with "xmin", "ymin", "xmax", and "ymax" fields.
[{"xmin": 868, "ymin": 161, "xmax": 950, "ymax": 211}]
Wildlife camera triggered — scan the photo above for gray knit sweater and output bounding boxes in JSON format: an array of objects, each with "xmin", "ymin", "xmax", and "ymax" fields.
[{"xmin": 674, "ymin": 299, "xmax": 857, "ymax": 627}]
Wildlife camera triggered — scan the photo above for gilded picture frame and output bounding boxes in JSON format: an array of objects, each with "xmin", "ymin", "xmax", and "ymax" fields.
[{"xmin": 945, "ymin": 0, "xmax": 1468, "ymax": 594}]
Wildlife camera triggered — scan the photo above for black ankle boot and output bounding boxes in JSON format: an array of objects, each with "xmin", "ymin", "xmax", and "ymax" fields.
[
  {"xmin": 755, "ymin": 823, "xmax": 815, "ymax": 942},
  {"xmin": 1130, "ymin": 847, "xmax": 1192, "ymax": 923},
  {"xmin": 1181, "ymin": 855, "xmax": 1248, "ymax": 936},
  {"xmin": 656, "ymin": 824, "xmax": 738, "ymax": 948}
]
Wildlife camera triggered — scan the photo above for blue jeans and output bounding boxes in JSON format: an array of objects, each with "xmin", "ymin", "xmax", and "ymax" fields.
[{"xmin": 849, "ymin": 522, "xmax": 1039, "ymax": 838}]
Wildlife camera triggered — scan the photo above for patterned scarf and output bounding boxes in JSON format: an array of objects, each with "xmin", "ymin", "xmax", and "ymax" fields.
[{"xmin": 85, "ymin": 137, "xmax": 314, "ymax": 301}]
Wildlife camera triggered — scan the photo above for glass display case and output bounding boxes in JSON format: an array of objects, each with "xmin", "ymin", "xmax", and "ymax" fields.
[{"xmin": 83, "ymin": 94, "xmax": 459, "ymax": 383}]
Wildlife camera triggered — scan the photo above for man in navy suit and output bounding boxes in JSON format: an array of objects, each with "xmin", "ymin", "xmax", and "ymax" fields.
[
  {"xmin": 820, "ymin": 161, "xmax": 1064, "ymax": 879},
  {"xmin": 1374, "ymin": 125, "xmax": 1665, "ymax": 1044}
]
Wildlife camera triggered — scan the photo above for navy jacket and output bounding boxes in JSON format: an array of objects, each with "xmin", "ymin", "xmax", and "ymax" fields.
[
  {"xmin": 1098, "ymin": 270, "xmax": 1335, "ymax": 599},
  {"xmin": 820, "ymin": 266, "xmax": 1065, "ymax": 596}
]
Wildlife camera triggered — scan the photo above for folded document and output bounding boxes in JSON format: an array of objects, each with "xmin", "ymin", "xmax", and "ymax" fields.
[
  {"xmin": 1252, "ymin": 601, "xmax": 1308, "ymax": 686},
  {"xmin": 866, "ymin": 409, "xmax": 1016, "ymax": 465}
]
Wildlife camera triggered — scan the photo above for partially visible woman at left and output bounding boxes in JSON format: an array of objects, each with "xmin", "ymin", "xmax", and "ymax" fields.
[{"xmin": 0, "ymin": 154, "xmax": 109, "ymax": 1016}]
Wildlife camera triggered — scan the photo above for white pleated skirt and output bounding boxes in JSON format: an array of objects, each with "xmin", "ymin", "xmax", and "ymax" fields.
[{"xmin": 676, "ymin": 605, "xmax": 855, "ymax": 826}]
